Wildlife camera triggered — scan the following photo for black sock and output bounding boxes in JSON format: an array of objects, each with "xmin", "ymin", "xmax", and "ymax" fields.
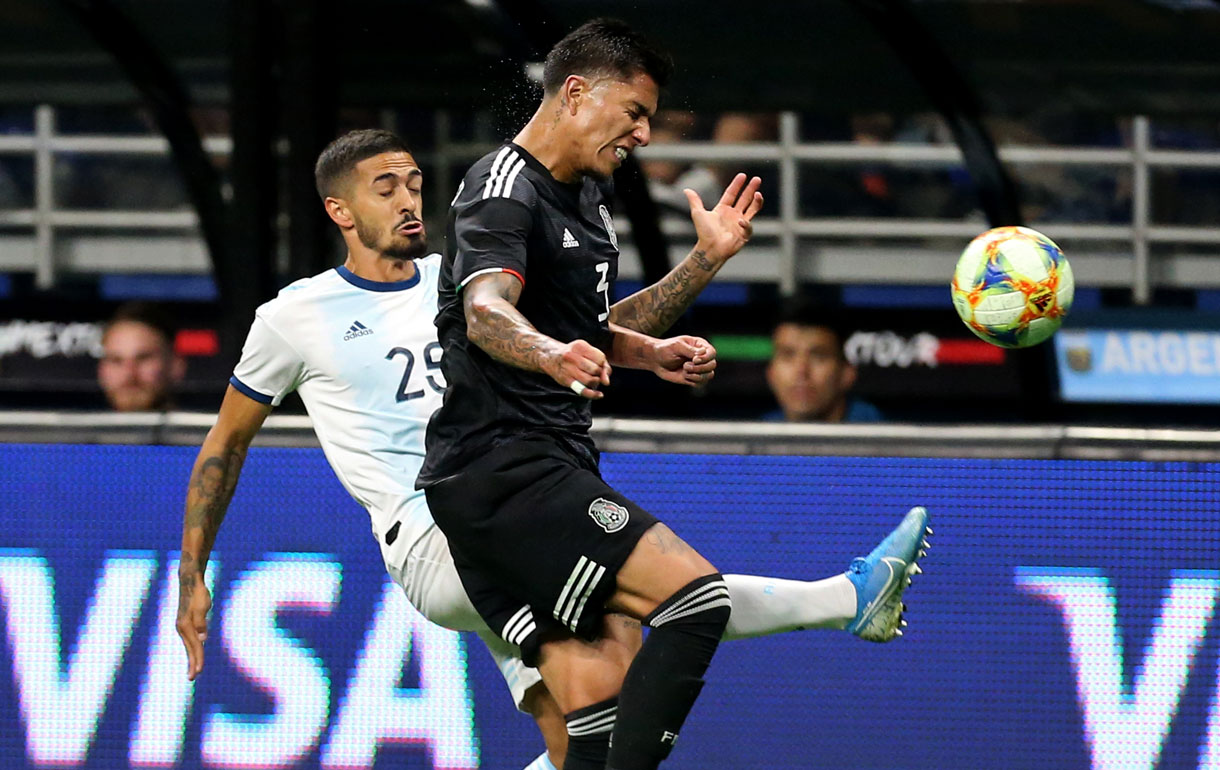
[
  {"xmin": 562, "ymin": 697, "xmax": 618, "ymax": 770},
  {"xmin": 605, "ymin": 574, "xmax": 732, "ymax": 770}
]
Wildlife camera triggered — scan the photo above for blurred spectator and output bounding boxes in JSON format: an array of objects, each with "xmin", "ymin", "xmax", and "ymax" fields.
[
  {"xmin": 763, "ymin": 300, "xmax": 882, "ymax": 423},
  {"xmin": 706, "ymin": 112, "xmax": 778, "ymax": 187},
  {"xmin": 1144, "ymin": 116, "xmax": 1220, "ymax": 226},
  {"xmin": 801, "ymin": 112, "xmax": 901, "ymax": 219},
  {"xmin": 847, "ymin": 112, "xmax": 899, "ymax": 217},
  {"xmin": 643, "ymin": 111, "xmax": 778, "ymax": 214},
  {"xmin": 642, "ymin": 110, "xmax": 720, "ymax": 213},
  {"xmin": 97, "ymin": 302, "xmax": 185, "ymax": 412}
]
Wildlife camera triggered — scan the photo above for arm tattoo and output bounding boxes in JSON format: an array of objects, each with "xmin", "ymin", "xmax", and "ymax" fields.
[
  {"xmin": 614, "ymin": 615, "xmax": 643, "ymax": 632},
  {"xmin": 609, "ymin": 249, "xmax": 718, "ymax": 335},
  {"xmin": 177, "ymin": 553, "xmax": 199, "ymax": 617},
  {"xmin": 182, "ymin": 448, "xmax": 245, "ymax": 577},
  {"xmin": 463, "ymin": 273, "xmax": 558, "ymax": 373},
  {"xmin": 644, "ymin": 523, "xmax": 694, "ymax": 556}
]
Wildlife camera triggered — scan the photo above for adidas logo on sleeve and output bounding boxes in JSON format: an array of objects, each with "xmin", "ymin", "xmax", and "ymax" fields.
[{"xmin": 343, "ymin": 320, "xmax": 374, "ymax": 341}]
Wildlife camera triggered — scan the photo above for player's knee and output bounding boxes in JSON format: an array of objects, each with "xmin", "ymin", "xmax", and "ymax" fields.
[{"xmin": 645, "ymin": 573, "xmax": 732, "ymax": 642}]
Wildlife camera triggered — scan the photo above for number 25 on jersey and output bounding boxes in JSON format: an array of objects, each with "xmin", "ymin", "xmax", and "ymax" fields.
[{"xmin": 386, "ymin": 342, "xmax": 445, "ymax": 403}]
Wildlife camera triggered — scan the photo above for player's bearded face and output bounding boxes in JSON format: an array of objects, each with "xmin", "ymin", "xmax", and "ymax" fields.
[
  {"xmin": 355, "ymin": 210, "xmax": 428, "ymax": 261},
  {"xmin": 349, "ymin": 152, "xmax": 429, "ymax": 261},
  {"xmin": 573, "ymin": 72, "xmax": 658, "ymax": 179}
]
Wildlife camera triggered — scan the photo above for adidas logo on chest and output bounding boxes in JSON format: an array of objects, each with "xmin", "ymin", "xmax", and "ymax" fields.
[
  {"xmin": 343, "ymin": 320, "xmax": 374, "ymax": 341},
  {"xmin": 562, "ymin": 228, "xmax": 580, "ymax": 249}
]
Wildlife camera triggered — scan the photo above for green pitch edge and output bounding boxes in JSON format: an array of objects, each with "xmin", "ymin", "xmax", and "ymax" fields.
[{"xmin": 708, "ymin": 335, "xmax": 772, "ymax": 361}]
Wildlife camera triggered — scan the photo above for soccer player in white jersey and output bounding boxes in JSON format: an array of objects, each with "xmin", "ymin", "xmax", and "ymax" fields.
[{"xmin": 176, "ymin": 128, "xmax": 931, "ymax": 770}]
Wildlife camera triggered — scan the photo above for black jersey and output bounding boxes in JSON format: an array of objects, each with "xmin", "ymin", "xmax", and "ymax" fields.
[{"xmin": 417, "ymin": 143, "xmax": 620, "ymax": 486}]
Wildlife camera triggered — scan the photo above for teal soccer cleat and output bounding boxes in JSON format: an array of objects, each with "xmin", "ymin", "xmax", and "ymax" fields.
[{"xmin": 845, "ymin": 506, "xmax": 932, "ymax": 642}]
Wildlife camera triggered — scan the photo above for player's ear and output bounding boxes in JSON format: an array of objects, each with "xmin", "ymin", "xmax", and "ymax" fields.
[
  {"xmin": 324, "ymin": 196, "xmax": 354, "ymax": 229},
  {"xmin": 562, "ymin": 75, "xmax": 586, "ymax": 115}
]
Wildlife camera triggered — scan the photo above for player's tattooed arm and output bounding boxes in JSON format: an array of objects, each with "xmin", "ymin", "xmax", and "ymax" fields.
[
  {"xmin": 465, "ymin": 272, "xmax": 612, "ymax": 397},
  {"xmin": 464, "ymin": 272, "xmax": 563, "ymax": 373},
  {"xmin": 182, "ymin": 452, "xmax": 242, "ymax": 572},
  {"xmin": 608, "ymin": 248, "xmax": 718, "ymax": 336},
  {"xmin": 609, "ymin": 323, "xmax": 717, "ymax": 387},
  {"xmin": 178, "ymin": 390, "xmax": 270, "ymax": 591},
  {"xmin": 178, "ymin": 387, "xmax": 270, "ymax": 678}
]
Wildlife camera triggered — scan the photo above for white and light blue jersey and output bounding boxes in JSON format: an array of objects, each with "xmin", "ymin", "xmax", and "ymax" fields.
[{"xmin": 230, "ymin": 254, "xmax": 445, "ymax": 573}]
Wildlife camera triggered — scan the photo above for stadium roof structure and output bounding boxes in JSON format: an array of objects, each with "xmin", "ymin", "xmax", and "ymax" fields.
[{"xmin": 3, "ymin": 0, "xmax": 1220, "ymax": 117}]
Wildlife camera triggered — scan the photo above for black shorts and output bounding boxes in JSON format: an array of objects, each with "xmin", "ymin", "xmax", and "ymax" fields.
[{"xmin": 423, "ymin": 435, "xmax": 658, "ymax": 666}]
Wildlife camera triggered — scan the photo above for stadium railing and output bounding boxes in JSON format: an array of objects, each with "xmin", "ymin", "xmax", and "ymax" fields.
[
  {"xmin": 3, "ymin": 410, "xmax": 1219, "ymax": 461},
  {"xmin": 2, "ymin": 108, "xmax": 1219, "ymax": 302}
]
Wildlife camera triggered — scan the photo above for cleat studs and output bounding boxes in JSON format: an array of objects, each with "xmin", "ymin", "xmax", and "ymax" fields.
[
  {"xmin": 912, "ymin": 564, "xmax": 923, "ymax": 574},
  {"xmin": 922, "ymin": 539, "xmax": 930, "ymax": 548},
  {"xmin": 901, "ymin": 619, "xmax": 908, "ymax": 627},
  {"xmin": 918, "ymin": 550, "xmax": 927, "ymax": 558},
  {"xmin": 905, "ymin": 577, "xmax": 912, "ymax": 586},
  {"xmin": 926, "ymin": 526, "xmax": 933, "ymax": 535},
  {"xmin": 894, "ymin": 629, "xmax": 903, "ymax": 637}
]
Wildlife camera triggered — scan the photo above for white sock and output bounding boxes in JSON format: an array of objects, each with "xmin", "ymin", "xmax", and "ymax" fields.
[
  {"xmin": 721, "ymin": 573, "xmax": 857, "ymax": 640},
  {"xmin": 523, "ymin": 751, "xmax": 558, "ymax": 770}
]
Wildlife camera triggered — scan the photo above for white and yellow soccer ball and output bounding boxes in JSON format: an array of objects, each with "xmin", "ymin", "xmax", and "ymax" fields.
[{"xmin": 950, "ymin": 225, "xmax": 1075, "ymax": 348}]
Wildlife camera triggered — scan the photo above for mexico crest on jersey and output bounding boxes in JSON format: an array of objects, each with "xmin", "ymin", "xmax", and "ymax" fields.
[
  {"xmin": 598, "ymin": 205, "xmax": 618, "ymax": 250},
  {"xmin": 588, "ymin": 497, "xmax": 629, "ymax": 533}
]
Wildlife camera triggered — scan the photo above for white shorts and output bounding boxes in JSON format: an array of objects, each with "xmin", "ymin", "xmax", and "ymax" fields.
[{"xmin": 387, "ymin": 525, "xmax": 543, "ymax": 710}]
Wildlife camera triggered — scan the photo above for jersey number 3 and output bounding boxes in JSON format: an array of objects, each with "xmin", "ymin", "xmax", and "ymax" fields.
[
  {"xmin": 386, "ymin": 342, "xmax": 445, "ymax": 402},
  {"xmin": 595, "ymin": 262, "xmax": 610, "ymax": 322}
]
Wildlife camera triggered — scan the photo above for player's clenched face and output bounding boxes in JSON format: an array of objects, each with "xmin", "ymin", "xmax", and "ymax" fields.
[
  {"xmin": 346, "ymin": 152, "xmax": 429, "ymax": 261},
  {"xmin": 568, "ymin": 71, "xmax": 658, "ymax": 180},
  {"xmin": 766, "ymin": 324, "xmax": 857, "ymax": 423}
]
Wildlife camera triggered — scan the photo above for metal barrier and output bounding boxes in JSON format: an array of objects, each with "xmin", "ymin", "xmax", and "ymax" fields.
[
  {"xmin": 2, "ymin": 107, "xmax": 1219, "ymax": 299},
  {"xmin": 3, "ymin": 411, "xmax": 1219, "ymax": 461}
]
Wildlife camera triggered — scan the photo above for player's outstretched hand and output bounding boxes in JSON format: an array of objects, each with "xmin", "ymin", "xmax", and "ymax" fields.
[
  {"xmin": 650, "ymin": 335, "xmax": 717, "ymax": 387},
  {"xmin": 684, "ymin": 173, "xmax": 764, "ymax": 264},
  {"xmin": 547, "ymin": 339, "xmax": 611, "ymax": 399},
  {"xmin": 176, "ymin": 575, "xmax": 212, "ymax": 681}
]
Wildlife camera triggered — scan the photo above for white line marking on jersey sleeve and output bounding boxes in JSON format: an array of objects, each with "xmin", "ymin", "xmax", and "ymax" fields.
[{"xmin": 482, "ymin": 147, "xmax": 513, "ymax": 200}]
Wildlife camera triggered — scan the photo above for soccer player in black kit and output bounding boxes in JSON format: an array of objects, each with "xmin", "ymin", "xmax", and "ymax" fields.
[
  {"xmin": 414, "ymin": 21, "xmax": 753, "ymax": 766},
  {"xmin": 419, "ymin": 19, "xmax": 930, "ymax": 770}
]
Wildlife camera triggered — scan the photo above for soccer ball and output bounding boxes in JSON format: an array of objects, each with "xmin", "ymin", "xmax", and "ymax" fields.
[{"xmin": 950, "ymin": 226, "xmax": 1075, "ymax": 348}]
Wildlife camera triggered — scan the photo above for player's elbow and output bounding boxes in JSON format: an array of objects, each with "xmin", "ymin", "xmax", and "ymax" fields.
[
  {"xmin": 464, "ymin": 323, "xmax": 484, "ymax": 346},
  {"xmin": 463, "ymin": 300, "xmax": 495, "ymax": 346},
  {"xmin": 201, "ymin": 423, "xmax": 252, "ymax": 461}
]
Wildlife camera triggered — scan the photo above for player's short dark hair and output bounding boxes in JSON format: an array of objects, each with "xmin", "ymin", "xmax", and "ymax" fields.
[
  {"xmin": 105, "ymin": 301, "xmax": 176, "ymax": 349},
  {"xmin": 772, "ymin": 299, "xmax": 850, "ymax": 360},
  {"xmin": 314, "ymin": 129, "xmax": 412, "ymax": 199},
  {"xmin": 542, "ymin": 18, "xmax": 673, "ymax": 95}
]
